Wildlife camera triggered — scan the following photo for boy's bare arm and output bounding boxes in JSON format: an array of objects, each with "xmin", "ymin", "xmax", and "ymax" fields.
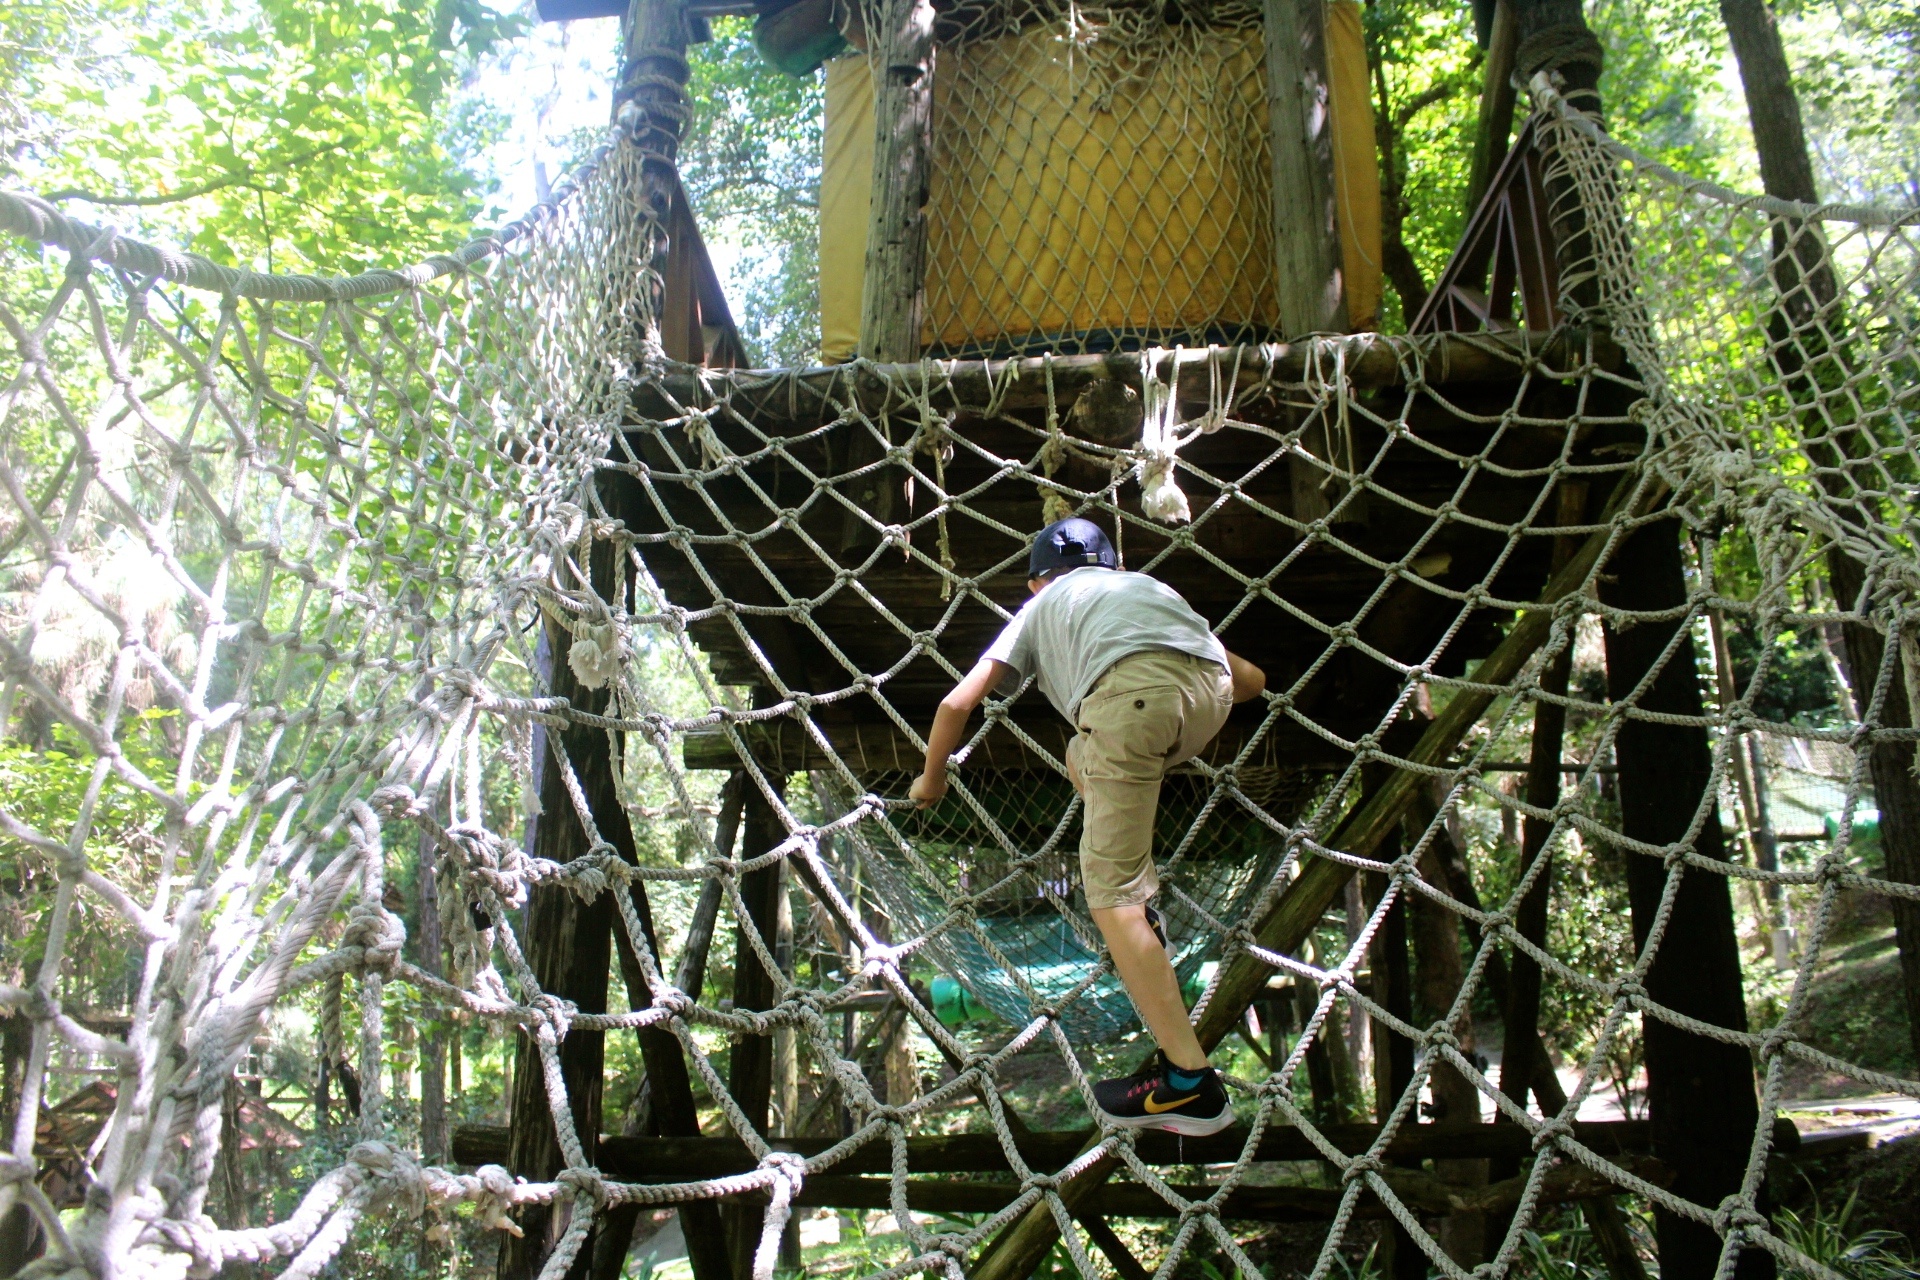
[
  {"xmin": 911, "ymin": 658, "xmax": 1014, "ymax": 806},
  {"xmin": 1225, "ymin": 649, "xmax": 1266, "ymax": 702}
]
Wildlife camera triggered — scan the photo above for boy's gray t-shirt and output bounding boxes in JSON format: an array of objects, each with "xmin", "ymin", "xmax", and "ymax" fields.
[{"xmin": 981, "ymin": 568, "xmax": 1229, "ymax": 722}]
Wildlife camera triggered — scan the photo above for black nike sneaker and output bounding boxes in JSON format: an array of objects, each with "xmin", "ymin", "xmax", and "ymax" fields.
[{"xmin": 1092, "ymin": 1053, "xmax": 1234, "ymax": 1136}]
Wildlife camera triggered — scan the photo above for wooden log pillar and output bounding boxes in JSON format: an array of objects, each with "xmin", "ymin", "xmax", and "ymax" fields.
[
  {"xmin": 1464, "ymin": 0, "xmax": 1519, "ymax": 216},
  {"xmin": 1263, "ymin": 0, "xmax": 1347, "ymax": 335},
  {"xmin": 616, "ymin": 0, "xmax": 693, "ymax": 355},
  {"xmin": 418, "ymin": 808, "xmax": 449, "ymax": 1165},
  {"xmin": 841, "ymin": 0, "xmax": 933, "ymax": 553},
  {"xmin": 1600, "ymin": 517, "xmax": 1773, "ymax": 1280},
  {"xmin": 859, "ymin": 0, "xmax": 935, "ymax": 361},
  {"xmin": 500, "ymin": 540, "xmax": 624, "ymax": 1280},
  {"xmin": 724, "ymin": 771, "xmax": 791, "ymax": 1280}
]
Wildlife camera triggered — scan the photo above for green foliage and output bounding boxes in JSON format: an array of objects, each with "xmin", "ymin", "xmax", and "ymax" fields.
[
  {"xmin": 1775, "ymin": 1191, "xmax": 1919, "ymax": 1280},
  {"xmin": 681, "ymin": 16, "xmax": 824, "ymax": 365},
  {"xmin": 6, "ymin": 0, "xmax": 525, "ymax": 276}
]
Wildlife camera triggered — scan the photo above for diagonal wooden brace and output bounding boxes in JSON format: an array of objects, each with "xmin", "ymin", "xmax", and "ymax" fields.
[{"xmin": 969, "ymin": 473, "xmax": 1667, "ymax": 1280}]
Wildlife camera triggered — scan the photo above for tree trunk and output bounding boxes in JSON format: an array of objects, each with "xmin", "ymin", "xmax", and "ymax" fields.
[
  {"xmin": 1263, "ymin": 0, "xmax": 1348, "ymax": 334},
  {"xmin": 1718, "ymin": 0, "xmax": 1820, "ymax": 205},
  {"xmin": 1718, "ymin": 0, "xmax": 1920, "ymax": 1067},
  {"xmin": 1600, "ymin": 517, "xmax": 1773, "ymax": 1280}
]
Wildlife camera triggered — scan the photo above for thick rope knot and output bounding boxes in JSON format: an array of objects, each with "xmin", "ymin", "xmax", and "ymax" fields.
[
  {"xmin": 566, "ymin": 846, "xmax": 619, "ymax": 900},
  {"xmin": 1024, "ymin": 1172, "xmax": 1060, "ymax": 1191},
  {"xmin": 1516, "ymin": 23, "xmax": 1606, "ymax": 80},
  {"xmin": 528, "ymin": 993, "xmax": 577, "ymax": 1041},
  {"xmin": 448, "ymin": 824, "xmax": 533, "ymax": 909},
  {"xmin": 1423, "ymin": 1023, "xmax": 1461, "ymax": 1052},
  {"xmin": 342, "ymin": 902, "xmax": 406, "ymax": 971},
  {"xmin": 1712, "ymin": 1195, "xmax": 1768, "ymax": 1236},
  {"xmin": 567, "ymin": 620, "xmax": 627, "ymax": 690},
  {"xmin": 1321, "ymin": 967, "xmax": 1357, "ymax": 992},
  {"xmin": 654, "ymin": 987, "xmax": 697, "ymax": 1018},
  {"xmin": 369, "ymin": 784, "xmax": 427, "ymax": 819},
  {"xmin": 1530, "ymin": 1118, "xmax": 1575, "ymax": 1151},
  {"xmin": 150, "ymin": 1213, "xmax": 224, "ymax": 1277},
  {"xmin": 1342, "ymin": 1155, "xmax": 1387, "ymax": 1184},
  {"xmin": 470, "ymin": 1164, "xmax": 526, "ymax": 1237},
  {"xmin": 537, "ymin": 501, "xmax": 587, "ymax": 550},
  {"xmin": 558, "ymin": 1166, "xmax": 611, "ymax": 1210},
  {"xmin": 1140, "ymin": 450, "xmax": 1190, "ymax": 524},
  {"xmin": 1614, "ymin": 978, "xmax": 1648, "ymax": 1003}
]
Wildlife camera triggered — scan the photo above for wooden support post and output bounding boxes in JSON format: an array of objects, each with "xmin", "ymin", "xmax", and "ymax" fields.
[
  {"xmin": 418, "ymin": 807, "xmax": 449, "ymax": 1166},
  {"xmin": 1409, "ymin": 823, "xmax": 1488, "ymax": 1266},
  {"xmin": 1600, "ymin": 517, "xmax": 1772, "ymax": 1280},
  {"xmin": 595, "ymin": 782, "xmax": 740, "ymax": 1280},
  {"xmin": 1464, "ymin": 0, "xmax": 1519, "ymax": 217},
  {"xmin": 500, "ymin": 539, "xmax": 623, "ymax": 1280},
  {"xmin": 859, "ymin": 0, "xmax": 935, "ymax": 361},
  {"xmin": 1074, "ymin": 1212, "xmax": 1152, "ymax": 1280},
  {"xmin": 1263, "ymin": 0, "xmax": 1347, "ymax": 335},
  {"xmin": 616, "ymin": 0, "xmax": 692, "ymax": 354},
  {"xmin": 1359, "ymin": 767, "xmax": 1421, "ymax": 1280},
  {"xmin": 725, "ymin": 771, "xmax": 791, "ymax": 1280},
  {"xmin": 969, "ymin": 476, "xmax": 1669, "ymax": 1280}
]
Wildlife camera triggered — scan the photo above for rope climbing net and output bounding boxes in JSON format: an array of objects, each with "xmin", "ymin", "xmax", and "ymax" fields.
[{"xmin": 0, "ymin": 74, "xmax": 1916, "ymax": 1280}]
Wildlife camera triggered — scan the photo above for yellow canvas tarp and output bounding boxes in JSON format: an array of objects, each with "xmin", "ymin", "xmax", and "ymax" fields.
[{"xmin": 819, "ymin": 2, "xmax": 1382, "ymax": 360}]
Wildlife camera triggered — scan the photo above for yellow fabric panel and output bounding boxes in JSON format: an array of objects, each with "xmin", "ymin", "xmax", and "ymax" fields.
[
  {"xmin": 923, "ymin": 29, "xmax": 1274, "ymax": 351},
  {"xmin": 820, "ymin": 55, "xmax": 873, "ymax": 363},
  {"xmin": 1325, "ymin": 0, "xmax": 1383, "ymax": 331},
  {"xmin": 815, "ymin": 9, "xmax": 1384, "ymax": 355}
]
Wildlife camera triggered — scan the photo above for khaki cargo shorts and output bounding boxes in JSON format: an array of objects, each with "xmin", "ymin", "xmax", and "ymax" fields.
[{"xmin": 1065, "ymin": 648, "xmax": 1233, "ymax": 910}]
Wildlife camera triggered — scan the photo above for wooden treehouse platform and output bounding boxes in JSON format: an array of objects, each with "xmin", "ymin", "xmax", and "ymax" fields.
[{"xmin": 610, "ymin": 328, "xmax": 1638, "ymax": 779}]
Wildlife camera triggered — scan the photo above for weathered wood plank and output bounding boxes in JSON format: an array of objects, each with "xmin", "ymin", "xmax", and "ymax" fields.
[
  {"xmin": 453, "ymin": 1118, "xmax": 1788, "ymax": 1173},
  {"xmin": 1264, "ymin": 0, "xmax": 1346, "ymax": 334},
  {"xmin": 860, "ymin": 0, "xmax": 936, "ymax": 361},
  {"xmin": 630, "ymin": 330, "xmax": 1619, "ymax": 425}
]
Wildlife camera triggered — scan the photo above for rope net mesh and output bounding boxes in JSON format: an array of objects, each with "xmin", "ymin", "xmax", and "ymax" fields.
[
  {"xmin": 0, "ymin": 77, "xmax": 1914, "ymax": 1280},
  {"xmin": 918, "ymin": 0, "xmax": 1278, "ymax": 355}
]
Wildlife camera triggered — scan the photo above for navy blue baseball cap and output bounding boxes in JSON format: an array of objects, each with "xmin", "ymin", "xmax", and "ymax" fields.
[{"xmin": 1029, "ymin": 518, "xmax": 1117, "ymax": 578}]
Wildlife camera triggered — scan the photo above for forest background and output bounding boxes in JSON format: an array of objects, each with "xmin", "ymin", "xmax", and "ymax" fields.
[{"xmin": 2, "ymin": 0, "xmax": 1919, "ymax": 1275}]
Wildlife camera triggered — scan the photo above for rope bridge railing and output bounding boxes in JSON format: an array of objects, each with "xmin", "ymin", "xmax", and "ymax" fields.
[{"xmin": 0, "ymin": 77, "xmax": 1914, "ymax": 1280}]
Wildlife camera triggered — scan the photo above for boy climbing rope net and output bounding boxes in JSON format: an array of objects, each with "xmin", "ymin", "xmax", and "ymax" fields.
[{"xmin": 910, "ymin": 518, "xmax": 1268, "ymax": 1135}]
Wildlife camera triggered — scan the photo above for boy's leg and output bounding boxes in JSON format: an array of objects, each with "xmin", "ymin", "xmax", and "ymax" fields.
[{"xmin": 1091, "ymin": 903, "xmax": 1207, "ymax": 1069}]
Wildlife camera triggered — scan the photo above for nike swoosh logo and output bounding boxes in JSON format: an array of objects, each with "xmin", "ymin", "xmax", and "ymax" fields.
[{"xmin": 1143, "ymin": 1093, "xmax": 1196, "ymax": 1114}]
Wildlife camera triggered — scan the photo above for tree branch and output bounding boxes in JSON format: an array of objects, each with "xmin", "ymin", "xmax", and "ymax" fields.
[{"xmin": 42, "ymin": 144, "xmax": 342, "ymax": 208}]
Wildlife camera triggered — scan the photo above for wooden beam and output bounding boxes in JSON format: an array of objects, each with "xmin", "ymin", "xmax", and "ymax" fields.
[
  {"xmin": 617, "ymin": 0, "xmax": 694, "ymax": 360},
  {"xmin": 452, "ymin": 1118, "xmax": 1791, "ymax": 1174},
  {"xmin": 1264, "ymin": 0, "xmax": 1347, "ymax": 334},
  {"xmin": 860, "ymin": 0, "xmax": 936, "ymax": 361},
  {"xmin": 748, "ymin": 1156, "xmax": 1673, "ymax": 1220},
  {"xmin": 633, "ymin": 329, "xmax": 1620, "ymax": 425},
  {"xmin": 1464, "ymin": 0, "xmax": 1519, "ymax": 216}
]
